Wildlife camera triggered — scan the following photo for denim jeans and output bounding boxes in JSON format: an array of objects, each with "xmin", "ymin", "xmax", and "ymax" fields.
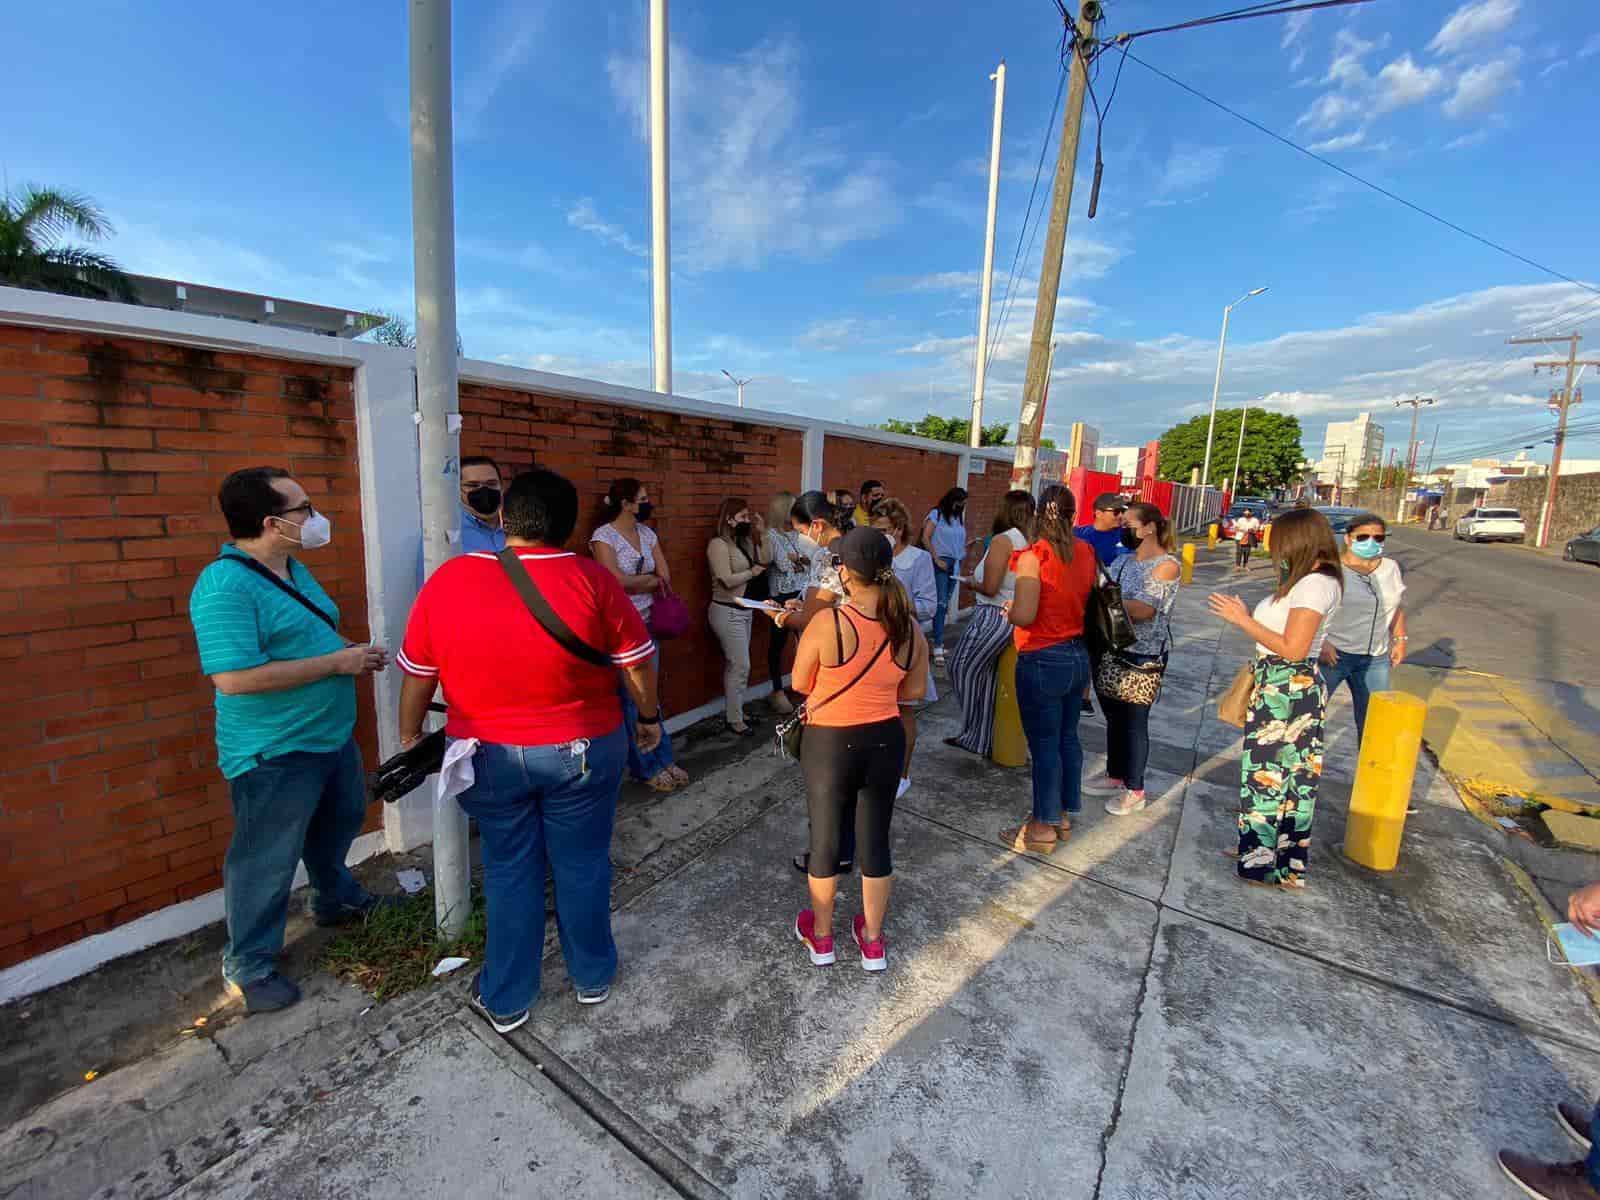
[
  {"xmin": 454, "ymin": 726, "xmax": 627, "ymax": 1018},
  {"xmin": 1320, "ymin": 649, "xmax": 1391, "ymax": 741},
  {"xmin": 619, "ymin": 645, "xmax": 675, "ymax": 780},
  {"xmin": 1589, "ymin": 1102, "xmax": 1600, "ymax": 1187},
  {"xmin": 1016, "ymin": 638, "xmax": 1092, "ymax": 825},
  {"xmin": 223, "ymin": 739, "xmax": 371, "ymax": 986},
  {"xmin": 932, "ymin": 565, "xmax": 955, "ymax": 648}
]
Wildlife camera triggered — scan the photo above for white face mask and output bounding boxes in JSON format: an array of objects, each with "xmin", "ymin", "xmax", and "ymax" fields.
[{"xmin": 276, "ymin": 511, "xmax": 332, "ymax": 550}]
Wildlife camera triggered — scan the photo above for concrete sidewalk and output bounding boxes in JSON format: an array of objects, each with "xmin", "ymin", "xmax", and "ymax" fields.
[{"xmin": 6, "ymin": 559, "xmax": 1600, "ymax": 1199}]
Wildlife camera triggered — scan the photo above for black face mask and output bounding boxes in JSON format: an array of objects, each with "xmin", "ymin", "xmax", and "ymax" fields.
[
  {"xmin": 1119, "ymin": 527, "xmax": 1141, "ymax": 550},
  {"xmin": 465, "ymin": 486, "xmax": 501, "ymax": 517},
  {"xmin": 635, "ymin": 501, "xmax": 654, "ymax": 522},
  {"xmin": 734, "ymin": 521, "xmax": 752, "ymax": 540}
]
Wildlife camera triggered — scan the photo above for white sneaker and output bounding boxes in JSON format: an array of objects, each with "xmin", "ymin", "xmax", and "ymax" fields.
[
  {"xmin": 1105, "ymin": 790, "xmax": 1148, "ymax": 817},
  {"xmin": 896, "ymin": 777, "xmax": 911, "ymax": 800},
  {"xmin": 933, "ymin": 647, "xmax": 947, "ymax": 665},
  {"xmin": 1081, "ymin": 773, "xmax": 1124, "ymax": 796}
]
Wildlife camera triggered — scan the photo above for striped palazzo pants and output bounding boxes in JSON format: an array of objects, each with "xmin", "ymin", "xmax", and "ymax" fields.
[{"xmin": 947, "ymin": 603, "xmax": 1014, "ymax": 757}]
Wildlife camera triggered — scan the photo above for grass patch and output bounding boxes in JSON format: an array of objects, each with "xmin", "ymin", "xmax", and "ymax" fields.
[{"xmin": 320, "ymin": 888, "xmax": 488, "ymax": 1002}]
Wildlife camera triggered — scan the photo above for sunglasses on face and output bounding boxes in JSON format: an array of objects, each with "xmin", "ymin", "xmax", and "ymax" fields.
[{"xmin": 1352, "ymin": 533, "xmax": 1386, "ymax": 544}]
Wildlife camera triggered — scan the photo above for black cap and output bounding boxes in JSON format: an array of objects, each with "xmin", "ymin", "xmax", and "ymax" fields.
[
  {"xmin": 835, "ymin": 525, "xmax": 895, "ymax": 583},
  {"xmin": 1093, "ymin": 492, "xmax": 1128, "ymax": 512}
]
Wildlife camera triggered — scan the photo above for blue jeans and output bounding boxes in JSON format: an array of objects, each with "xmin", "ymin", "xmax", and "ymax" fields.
[
  {"xmin": 619, "ymin": 646, "xmax": 675, "ymax": 781},
  {"xmin": 455, "ymin": 726, "xmax": 627, "ymax": 1018},
  {"xmin": 932, "ymin": 565, "xmax": 955, "ymax": 648},
  {"xmin": 1320, "ymin": 649, "xmax": 1391, "ymax": 741},
  {"xmin": 223, "ymin": 739, "xmax": 371, "ymax": 986},
  {"xmin": 1589, "ymin": 1102, "xmax": 1600, "ymax": 1187},
  {"xmin": 1016, "ymin": 639, "xmax": 1091, "ymax": 825}
]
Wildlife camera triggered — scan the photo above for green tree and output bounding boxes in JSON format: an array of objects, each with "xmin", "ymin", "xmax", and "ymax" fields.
[
  {"xmin": 1356, "ymin": 463, "xmax": 1406, "ymax": 490},
  {"xmin": 1155, "ymin": 407, "xmax": 1304, "ymax": 491},
  {"xmin": 876, "ymin": 412, "xmax": 1054, "ymax": 450},
  {"xmin": 0, "ymin": 185, "xmax": 137, "ymax": 303}
]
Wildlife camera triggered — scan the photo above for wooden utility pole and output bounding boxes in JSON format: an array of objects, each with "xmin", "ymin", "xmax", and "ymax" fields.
[
  {"xmin": 1393, "ymin": 395, "xmax": 1434, "ymax": 522},
  {"xmin": 1512, "ymin": 333, "xmax": 1598, "ymax": 547},
  {"xmin": 1011, "ymin": 0, "xmax": 1099, "ymax": 490}
]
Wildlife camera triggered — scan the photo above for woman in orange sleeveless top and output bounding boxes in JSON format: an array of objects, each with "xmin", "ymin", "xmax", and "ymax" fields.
[{"xmin": 790, "ymin": 527, "xmax": 928, "ymax": 972}]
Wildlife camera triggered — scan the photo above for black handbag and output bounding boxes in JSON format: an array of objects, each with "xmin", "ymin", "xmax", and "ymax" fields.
[
  {"xmin": 373, "ymin": 551, "xmax": 611, "ymax": 802},
  {"xmin": 774, "ymin": 611, "xmax": 892, "ymax": 760},
  {"xmin": 1086, "ymin": 560, "xmax": 1138, "ymax": 655}
]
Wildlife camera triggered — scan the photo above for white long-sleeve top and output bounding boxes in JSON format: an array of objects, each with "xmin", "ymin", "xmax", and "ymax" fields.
[{"xmin": 893, "ymin": 544, "xmax": 938, "ymax": 630}]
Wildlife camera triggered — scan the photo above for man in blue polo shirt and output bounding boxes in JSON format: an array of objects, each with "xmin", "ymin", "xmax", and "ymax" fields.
[
  {"xmin": 189, "ymin": 467, "xmax": 390, "ymax": 1014},
  {"xmin": 458, "ymin": 455, "xmax": 507, "ymax": 553},
  {"xmin": 1075, "ymin": 492, "xmax": 1131, "ymax": 566}
]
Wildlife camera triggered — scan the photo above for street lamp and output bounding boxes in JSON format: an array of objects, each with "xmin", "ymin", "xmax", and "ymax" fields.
[
  {"xmin": 1229, "ymin": 398, "xmax": 1257, "ymax": 500},
  {"xmin": 1200, "ymin": 287, "xmax": 1268, "ymax": 492},
  {"xmin": 720, "ymin": 368, "xmax": 751, "ymax": 408}
]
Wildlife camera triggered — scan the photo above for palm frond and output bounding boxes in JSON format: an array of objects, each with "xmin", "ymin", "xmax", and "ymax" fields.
[
  {"xmin": 7, "ymin": 184, "xmax": 114, "ymax": 246},
  {"xmin": 0, "ymin": 246, "xmax": 139, "ymax": 304}
]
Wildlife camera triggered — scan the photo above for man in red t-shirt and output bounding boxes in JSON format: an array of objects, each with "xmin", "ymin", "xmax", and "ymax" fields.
[{"xmin": 397, "ymin": 469, "xmax": 661, "ymax": 1034}]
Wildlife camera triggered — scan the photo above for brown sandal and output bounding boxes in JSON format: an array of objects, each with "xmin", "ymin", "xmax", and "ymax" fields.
[
  {"xmin": 999, "ymin": 824, "xmax": 1059, "ymax": 855},
  {"xmin": 646, "ymin": 770, "xmax": 678, "ymax": 793}
]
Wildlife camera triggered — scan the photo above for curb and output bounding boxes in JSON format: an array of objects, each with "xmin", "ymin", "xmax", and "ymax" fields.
[{"xmin": 1500, "ymin": 856, "xmax": 1600, "ymax": 1018}]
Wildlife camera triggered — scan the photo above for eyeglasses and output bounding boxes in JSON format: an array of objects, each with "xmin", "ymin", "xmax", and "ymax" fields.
[
  {"xmin": 275, "ymin": 502, "xmax": 313, "ymax": 518},
  {"xmin": 1352, "ymin": 533, "xmax": 1386, "ymax": 544}
]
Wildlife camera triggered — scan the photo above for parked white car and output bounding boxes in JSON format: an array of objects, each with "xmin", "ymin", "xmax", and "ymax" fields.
[{"xmin": 1454, "ymin": 507, "xmax": 1526, "ymax": 543}]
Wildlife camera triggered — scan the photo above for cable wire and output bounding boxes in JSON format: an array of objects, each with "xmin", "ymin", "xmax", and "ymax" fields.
[
  {"xmin": 1120, "ymin": 48, "xmax": 1599, "ymax": 296},
  {"xmin": 1114, "ymin": 0, "xmax": 1374, "ymax": 41}
]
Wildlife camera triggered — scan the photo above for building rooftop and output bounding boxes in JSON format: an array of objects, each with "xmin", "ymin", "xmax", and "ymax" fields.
[{"xmin": 125, "ymin": 274, "xmax": 384, "ymax": 339}]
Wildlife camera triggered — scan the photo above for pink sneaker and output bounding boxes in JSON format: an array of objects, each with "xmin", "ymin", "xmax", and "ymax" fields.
[
  {"xmin": 853, "ymin": 913, "xmax": 887, "ymax": 972},
  {"xmin": 795, "ymin": 910, "xmax": 835, "ymax": 965},
  {"xmin": 1081, "ymin": 773, "xmax": 1124, "ymax": 797},
  {"xmin": 1105, "ymin": 789, "xmax": 1148, "ymax": 816}
]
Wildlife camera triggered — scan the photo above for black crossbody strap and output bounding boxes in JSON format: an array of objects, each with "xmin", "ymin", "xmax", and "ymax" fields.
[
  {"xmin": 804, "ymin": 610, "xmax": 893, "ymax": 722},
  {"xmin": 495, "ymin": 549, "xmax": 613, "ymax": 669},
  {"xmin": 221, "ymin": 556, "xmax": 337, "ymax": 631}
]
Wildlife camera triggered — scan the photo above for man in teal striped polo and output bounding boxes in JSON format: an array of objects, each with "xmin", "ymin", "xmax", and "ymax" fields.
[{"xmin": 189, "ymin": 467, "xmax": 390, "ymax": 1014}]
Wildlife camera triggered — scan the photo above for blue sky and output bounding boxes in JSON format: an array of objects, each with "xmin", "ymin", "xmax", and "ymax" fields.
[{"xmin": 4, "ymin": 0, "xmax": 1598, "ymax": 468}]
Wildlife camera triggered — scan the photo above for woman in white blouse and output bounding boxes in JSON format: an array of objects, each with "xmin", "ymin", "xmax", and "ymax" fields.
[
  {"xmin": 1207, "ymin": 508, "xmax": 1343, "ymax": 890},
  {"xmin": 870, "ymin": 497, "xmax": 939, "ymax": 799},
  {"xmin": 1320, "ymin": 511, "xmax": 1407, "ymax": 743},
  {"xmin": 761, "ymin": 491, "xmax": 809, "ymax": 715},
  {"xmin": 591, "ymin": 478, "xmax": 687, "ymax": 793}
]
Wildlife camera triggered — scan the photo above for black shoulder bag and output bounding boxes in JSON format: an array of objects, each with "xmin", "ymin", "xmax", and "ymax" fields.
[
  {"xmin": 372, "ymin": 550, "xmax": 613, "ymax": 803},
  {"xmin": 220, "ymin": 556, "xmax": 337, "ymax": 630},
  {"xmin": 1086, "ymin": 557, "xmax": 1139, "ymax": 655},
  {"xmin": 774, "ymin": 610, "xmax": 893, "ymax": 761}
]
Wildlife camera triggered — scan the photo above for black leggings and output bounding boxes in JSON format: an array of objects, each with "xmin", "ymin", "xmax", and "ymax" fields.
[
  {"xmin": 1235, "ymin": 540, "xmax": 1253, "ymax": 567},
  {"xmin": 801, "ymin": 718, "xmax": 905, "ymax": 879},
  {"xmin": 768, "ymin": 591, "xmax": 800, "ymax": 685}
]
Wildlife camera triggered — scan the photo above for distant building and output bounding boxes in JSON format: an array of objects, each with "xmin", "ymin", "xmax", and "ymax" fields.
[
  {"xmin": 1067, "ymin": 422, "xmax": 1100, "ymax": 472},
  {"xmin": 126, "ymin": 274, "xmax": 383, "ymax": 339},
  {"xmin": 1314, "ymin": 412, "xmax": 1384, "ymax": 493},
  {"xmin": 1095, "ymin": 445, "xmax": 1141, "ymax": 480}
]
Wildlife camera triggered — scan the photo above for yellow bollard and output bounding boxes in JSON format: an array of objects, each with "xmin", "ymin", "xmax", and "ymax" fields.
[
  {"xmin": 1207, "ymin": 523, "xmax": 1218, "ymax": 550},
  {"xmin": 1343, "ymin": 691, "xmax": 1428, "ymax": 871},
  {"xmin": 1261, "ymin": 524, "xmax": 1271, "ymax": 553},
  {"xmin": 1180, "ymin": 542, "xmax": 1195, "ymax": 584},
  {"xmin": 990, "ymin": 644, "xmax": 1028, "ymax": 768}
]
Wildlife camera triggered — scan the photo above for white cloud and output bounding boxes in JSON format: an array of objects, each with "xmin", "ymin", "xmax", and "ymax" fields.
[
  {"xmin": 1444, "ymin": 128, "xmax": 1492, "ymax": 151},
  {"xmin": 1156, "ymin": 145, "xmax": 1227, "ymax": 195},
  {"xmin": 1429, "ymin": 0, "xmax": 1520, "ymax": 56},
  {"xmin": 1540, "ymin": 60, "xmax": 1568, "ymax": 77},
  {"xmin": 1582, "ymin": 33, "xmax": 1600, "ymax": 59},
  {"xmin": 797, "ymin": 318, "xmax": 863, "ymax": 351},
  {"xmin": 458, "ymin": 4, "xmax": 546, "ymax": 140},
  {"xmin": 1373, "ymin": 54, "xmax": 1446, "ymax": 112},
  {"xmin": 565, "ymin": 199, "xmax": 648, "ymax": 258},
  {"xmin": 606, "ymin": 36, "xmax": 896, "ymax": 271},
  {"xmin": 1308, "ymin": 130, "xmax": 1367, "ymax": 153},
  {"xmin": 1322, "ymin": 28, "xmax": 1384, "ymax": 88},
  {"xmin": 1443, "ymin": 53, "xmax": 1521, "ymax": 118},
  {"xmin": 1282, "ymin": 11, "xmax": 1313, "ymax": 72},
  {"xmin": 1297, "ymin": 92, "xmax": 1361, "ymax": 132}
]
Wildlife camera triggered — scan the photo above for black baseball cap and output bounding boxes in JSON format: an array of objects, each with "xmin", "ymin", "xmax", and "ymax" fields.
[
  {"xmin": 834, "ymin": 525, "xmax": 895, "ymax": 582},
  {"xmin": 1093, "ymin": 492, "xmax": 1128, "ymax": 512}
]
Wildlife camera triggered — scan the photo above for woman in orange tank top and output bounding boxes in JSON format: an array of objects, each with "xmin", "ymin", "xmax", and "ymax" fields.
[{"xmin": 789, "ymin": 528, "xmax": 928, "ymax": 972}]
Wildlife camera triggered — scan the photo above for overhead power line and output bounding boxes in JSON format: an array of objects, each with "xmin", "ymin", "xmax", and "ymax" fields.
[
  {"xmin": 1116, "ymin": 0, "xmax": 1374, "ymax": 42},
  {"xmin": 1119, "ymin": 49, "xmax": 1599, "ymax": 297}
]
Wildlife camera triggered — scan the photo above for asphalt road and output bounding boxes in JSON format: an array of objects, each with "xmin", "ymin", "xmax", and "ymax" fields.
[{"xmin": 1387, "ymin": 525, "xmax": 1599, "ymax": 683}]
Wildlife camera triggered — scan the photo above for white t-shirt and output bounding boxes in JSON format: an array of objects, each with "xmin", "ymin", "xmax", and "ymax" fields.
[
  {"xmin": 1326, "ymin": 559, "xmax": 1405, "ymax": 655},
  {"xmin": 1252, "ymin": 572, "xmax": 1342, "ymax": 660},
  {"xmin": 1233, "ymin": 515, "xmax": 1262, "ymax": 541},
  {"xmin": 976, "ymin": 528, "xmax": 1030, "ymax": 607}
]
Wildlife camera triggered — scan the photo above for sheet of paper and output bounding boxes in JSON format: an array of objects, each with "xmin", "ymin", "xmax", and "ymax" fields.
[
  {"xmin": 1549, "ymin": 923, "xmax": 1600, "ymax": 967},
  {"xmin": 735, "ymin": 598, "xmax": 782, "ymax": 611}
]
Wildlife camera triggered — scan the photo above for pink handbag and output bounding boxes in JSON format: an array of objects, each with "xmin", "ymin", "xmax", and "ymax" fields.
[{"xmin": 648, "ymin": 585, "xmax": 691, "ymax": 641}]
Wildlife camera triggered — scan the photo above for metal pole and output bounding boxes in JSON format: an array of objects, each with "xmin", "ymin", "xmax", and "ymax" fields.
[
  {"xmin": 649, "ymin": 0, "xmax": 671, "ymax": 394},
  {"xmin": 1230, "ymin": 405, "xmax": 1248, "ymax": 499},
  {"xmin": 1200, "ymin": 303, "xmax": 1231, "ymax": 491},
  {"xmin": 969, "ymin": 61, "xmax": 1006, "ymax": 449},
  {"xmin": 409, "ymin": 0, "xmax": 469, "ymax": 938},
  {"xmin": 1011, "ymin": 0, "xmax": 1095, "ymax": 490}
]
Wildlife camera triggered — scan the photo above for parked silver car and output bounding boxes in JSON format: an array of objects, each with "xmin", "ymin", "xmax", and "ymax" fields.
[
  {"xmin": 1564, "ymin": 526, "xmax": 1600, "ymax": 566},
  {"xmin": 1454, "ymin": 507, "xmax": 1526, "ymax": 543}
]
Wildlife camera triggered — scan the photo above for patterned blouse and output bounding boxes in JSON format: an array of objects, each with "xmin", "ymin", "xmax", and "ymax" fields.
[
  {"xmin": 764, "ymin": 529, "xmax": 810, "ymax": 597},
  {"xmin": 589, "ymin": 522, "xmax": 659, "ymax": 618},
  {"xmin": 1109, "ymin": 552, "xmax": 1179, "ymax": 657}
]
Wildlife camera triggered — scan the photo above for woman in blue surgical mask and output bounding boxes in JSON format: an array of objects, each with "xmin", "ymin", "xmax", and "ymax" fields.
[{"xmin": 1319, "ymin": 512, "xmax": 1408, "ymax": 743}]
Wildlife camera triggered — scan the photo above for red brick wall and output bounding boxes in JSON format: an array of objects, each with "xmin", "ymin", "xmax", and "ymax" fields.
[
  {"xmin": 821, "ymin": 435, "xmax": 959, "ymax": 537},
  {"xmin": 0, "ymin": 324, "xmax": 375, "ymax": 970},
  {"xmin": 458, "ymin": 382, "xmax": 805, "ymax": 710}
]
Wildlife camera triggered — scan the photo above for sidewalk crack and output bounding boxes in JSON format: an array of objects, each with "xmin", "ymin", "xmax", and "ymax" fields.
[{"xmin": 1091, "ymin": 906, "xmax": 1160, "ymax": 1200}]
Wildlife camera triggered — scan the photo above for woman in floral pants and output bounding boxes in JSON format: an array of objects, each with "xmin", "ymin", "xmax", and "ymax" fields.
[{"xmin": 1208, "ymin": 509, "xmax": 1344, "ymax": 889}]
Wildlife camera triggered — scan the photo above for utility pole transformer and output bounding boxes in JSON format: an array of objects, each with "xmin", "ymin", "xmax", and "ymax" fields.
[
  {"xmin": 1512, "ymin": 333, "xmax": 1597, "ymax": 547},
  {"xmin": 970, "ymin": 61, "xmax": 1006, "ymax": 448},
  {"xmin": 1011, "ymin": 1, "xmax": 1098, "ymax": 490}
]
